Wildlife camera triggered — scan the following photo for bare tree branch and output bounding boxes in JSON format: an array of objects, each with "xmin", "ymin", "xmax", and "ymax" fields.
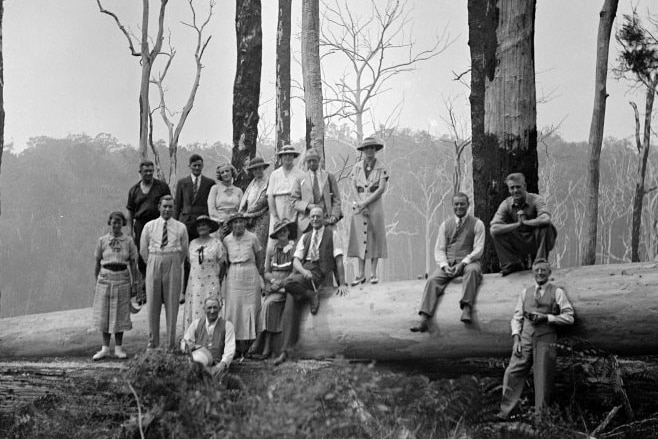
[{"xmin": 96, "ymin": 0, "xmax": 141, "ymax": 57}]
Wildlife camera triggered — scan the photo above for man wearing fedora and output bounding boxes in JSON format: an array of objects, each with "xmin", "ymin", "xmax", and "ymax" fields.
[
  {"xmin": 291, "ymin": 148, "xmax": 342, "ymax": 233},
  {"xmin": 181, "ymin": 295, "xmax": 235, "ymax": 380},
  {"xmin": 267, "ymin": 145, "xmax": 306, "ymax": 239}
]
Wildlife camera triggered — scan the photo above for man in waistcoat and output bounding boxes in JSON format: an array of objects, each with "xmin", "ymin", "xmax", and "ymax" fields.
[
  {"xmin": 290, "ymin": 148, "xmax": 342, "ymax": 233},
  {"xmin": 497, "ymin": 259, "xmax": 574, "ymax": 419},
  {"xmin": 410, "ymin": 192, "xmax": 485, "ymax": 330},
  {"xmin": 273, "ymin": 206, "xmax": 349, "ymax": 365},
  {"xmin": 490, "ymin": 173, "xmax": 557, "ymax": 276},
  {"xmin": 181, "ymin": 296, "xmax": 235, "ymax": 380},
  {"xmin": 141, "ymin": 195, "xmax": 189, "ymax": 350}
]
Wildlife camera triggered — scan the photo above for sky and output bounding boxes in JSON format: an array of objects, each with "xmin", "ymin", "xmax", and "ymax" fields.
[{"xmin": 2, "ymin": 0, "xmax": 654, "ymax": 152}]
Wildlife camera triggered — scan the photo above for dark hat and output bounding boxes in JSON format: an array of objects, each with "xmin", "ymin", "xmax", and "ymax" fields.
[
  {"xmin": 226, "ymin": 212, "xmax": 247, "ymax": 225},
  {"xmin": 304, "ymin": 148, "xmax": 321, "ymax": 161},
  {"xmin": 269, "ymin": 218, "xmax": 298, "ymax": 240},
  {"xmin": 276, "ymin": 145, "xmax": 300, "ymax": 157},
  {"xmin": 357, "ymin": 136, "xmax": 384, "ymax": 151},
  {"xmin": 194, "ymin": 215, "xmax": 220, "ymax": 233},
  {"xmin": 246, "ymin": 156, "xmax": 270, "ymax": 170}
]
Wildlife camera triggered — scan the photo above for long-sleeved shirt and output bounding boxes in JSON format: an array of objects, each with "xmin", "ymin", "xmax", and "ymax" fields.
[
  {"xmin": 181, "ymin": 317, "xmax": 236, "ymax": 367},
  {"xmin": 433, "ymin": 216, "xmax": 485, "ymax": 268},
  {"xmin": 140, "ymin": 216, "xmax": 189, "ymax": 262},
  {"xmin": 510, "ymin": 283, "xmax": 574, "ymax": 336}
]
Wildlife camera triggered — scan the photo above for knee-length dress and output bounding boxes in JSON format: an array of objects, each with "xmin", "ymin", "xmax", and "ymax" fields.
[
  {"xmin": 240, "ymin": 177, "xmax": 270, "ymax": 273},
  {"xmin": 223, "ymin": 231, "xmax": 263, "ymax": 340},
  {"xmin": 267, "ymin": 167, "xmax": 305, "ymax": 236},
  {"xmin": 348, "ymin": 159, "xmax": 389, "ymax": 259},
  {"xmin": 208, "ymin": 182, "xmax": 243, "ymax": 238},
  {"xmin": 92, "ymin": 233, "xmax": 138, "ymax": 333},
  {"xmin": 261, "ymin": 240, "xmax": 295, "ymax": 333},
  {"xmin": 183, "ymin": 236, "xmax": 226, "ymax": 330}
]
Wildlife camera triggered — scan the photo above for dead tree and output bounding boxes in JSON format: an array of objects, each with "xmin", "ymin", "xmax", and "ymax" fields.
[
  {"xmin": 615, "ymin": 11, "xmax": 658, "ymax": 262},
  {"xmin": 232, "ymin": 0, "xmax": 262, "ymax": 190},
  {"xmin": 275, "ymin": 0, "xmax": 292, "ymax": 160},
  {"xmin": 582, "ymin": 0, "xmax": 620, "ymax": 266},
  {"xmin": 468, "ymin": 0, "xmax": 538, "ymax": 273},
  {"xmin": 302, "ymin": 0, "xmax": 324, "ymax": 159},
  {"xmin": 97, "ymin": 0, "xmax": 168, "ymax": 162},
  {"xmin": 321, "ymin": 0, "xmax": 450, "ymax": 145},
  {"xmin": 150, "ymin": 0, "xmax": 214, "ymax": 194}
]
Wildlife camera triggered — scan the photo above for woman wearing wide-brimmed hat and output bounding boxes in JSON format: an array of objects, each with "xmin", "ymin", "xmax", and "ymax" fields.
[
  {"xmin": 239, "ymin": 156, "xmax": 271, "ymax": 273},
  {"xmin": 348, "ymin": 136, "xmax": 389, "ymax": 285},
  {"xmin": 223, "ymin": 212, "xmax": 264, "ymax": 356},
  {"xmin": 91, "ymin": 211, "xmax": 140, "ymax": 361},
  {"xmin": 248, "ymin": 218, "xmax": 297, "ymax": 359},
  {"xmin": 182, "ymin": 215, "xmax": 226, "ymax": 330},
  {"xmin": 267, "ymin": 145, "xmax": 305, "ymax": 240},
  {"xmin": 208, "ymin": 162, "xmax": 243, "ymax": 237}
]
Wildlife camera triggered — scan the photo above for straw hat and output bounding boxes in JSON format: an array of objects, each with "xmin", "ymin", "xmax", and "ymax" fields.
[
  {"xmin": 246, "ymin": 156, "xmax": 270, "ymax": 170},
  {"xmin": 191, "ymin": 347, "xmax": 214, "ymax": 367},
  {"xmin": 269, "ymin": 218, "xmax": 298, "ymax": 240},
  {"xmin": 226, "ymin": 212, "xmax": 247, "ymax": 225},
  {"xmin": 276, "ymin": 145, "xmax": 300, "ymax": 157},
  {"xmin": 357, "ymin": 136, "xmax": 384, "ymax": 151},
  {"xmin": 194, "ymin": 215, "xmax": 220, "ymax": 233}
]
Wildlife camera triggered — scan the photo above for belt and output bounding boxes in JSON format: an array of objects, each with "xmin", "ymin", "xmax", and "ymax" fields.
[
  {"xmin": 148, "ymin": 250, "xmax": 182, "ymax": 256},
  {"xmin": 102, "ymin": 263, "xmax": 128, "ymax": 272}
]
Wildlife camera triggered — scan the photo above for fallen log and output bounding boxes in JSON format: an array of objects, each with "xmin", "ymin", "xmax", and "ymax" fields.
[{"xmin": 1, "ymin": 263, "xmax": 657, "ymax": 360}]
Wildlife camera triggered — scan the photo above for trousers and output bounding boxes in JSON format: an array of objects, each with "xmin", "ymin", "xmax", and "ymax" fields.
[
  {"xmin": 419, "ymin": 261, "xmax": 482, "ymax": 316},
  {"xmin": 492, "ymin": 224, "xmax": 557, "ymax": 267},
  {"xmin": 145, "ymin": 253, "xmax": 183, "ymax": 349}
]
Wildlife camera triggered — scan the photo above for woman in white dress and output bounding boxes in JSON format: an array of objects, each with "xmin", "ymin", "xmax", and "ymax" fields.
[{"xmin": 267, "ymin": 145, "xmax": 305, "ymax": 240}]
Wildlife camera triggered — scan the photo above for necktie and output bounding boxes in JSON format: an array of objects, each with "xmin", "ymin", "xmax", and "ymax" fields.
[
  {"xmin": 161, "ymin": 220, "xmax": 168, "ymax": 249},
  {"xmin": 456, "ymin": 217, "xmax": 463, "ymax": 231},
  {"xmin": 534, "ymin": 286, "xmax": 542, "ymax": 301},
  {"xmin": 193, "ymin": 177, "xmax": 200, "ymax": 199},
  {"xmin": 312, "ymin": 171, "xmax": 322, "ymax": 205},
  {"xmin": 309, "ymin": 230, "xmax": 321, "ymax": 261}
]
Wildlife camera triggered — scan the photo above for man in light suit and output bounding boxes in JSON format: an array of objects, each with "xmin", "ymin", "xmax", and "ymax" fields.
[
  {"xmin": 290, "ymin": 148, "xmax": 342, "ymax": 233},
  {"xmin": 174, "ymin": 154, "xmax": 215, "ymax": 295}
]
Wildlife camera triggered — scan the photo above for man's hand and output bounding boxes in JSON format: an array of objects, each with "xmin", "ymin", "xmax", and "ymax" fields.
[
  {"xmin": 442, "ymin": 265, "xmax": 455, "ymax": 276},
  {"xmin": 517, "ymin": 211, "xmax": 525, "ymax": 226},
  {"xmin": 453, "ymin": 262, "xmax": 465, "ymax": 277},
  {"xmin": 211, "ymin": 362, "xmax": 227, "ymax": 379},
  {"xmin": 513, "ymin": 335, "xmax": 522, "ymax": 357},
  {"xmin": 528, "ymin": 312, "xmax": 548, "ymax": 324},
  {"xmin": 302, "ymin": 269, "xmax": 314, "ymax": 280},
  {"xmin": 336, "ymin": 285, "xmax": 349, "ymax": 297}
]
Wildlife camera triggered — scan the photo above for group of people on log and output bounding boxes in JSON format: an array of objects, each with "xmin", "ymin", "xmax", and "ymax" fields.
[
  {"xmin": 90, "ymin": 137, "xmax": 388, "ymax": 376},
  {"xmin": 409, "ymin": 172, "xmax": 574, "ymax": 419}
]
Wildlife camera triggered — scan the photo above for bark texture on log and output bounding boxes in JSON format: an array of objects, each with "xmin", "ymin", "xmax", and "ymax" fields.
[
  {"xmin": 1, "ymin": 263, "xmax": 657, "ymax": 360},
  {"xmin": 232, "ymin": 0, "xmax": 262, "ymax": 190},
  {"xmin": 469, "ymin": 0, "xmax": 538, "ymax": 273},
  {"xmin": 582, "ymin": 0, "xmax": 620, "ymax": 266},
  {"xmin": 275, "ymin": 0, "xmax": 292, "ymax": 163},
  {"xmin": 301, "ymin": 0, "xmax": 324, "ymax": 158}
]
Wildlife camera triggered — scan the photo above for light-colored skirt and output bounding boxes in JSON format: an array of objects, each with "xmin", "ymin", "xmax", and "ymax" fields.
[
  {"xmin": 92, "ymin": 268, "xmax": 132, "ymax": 333},
  {"xmin": 225, "ymin": 262, "xmax": 261, "ymax": 340}
]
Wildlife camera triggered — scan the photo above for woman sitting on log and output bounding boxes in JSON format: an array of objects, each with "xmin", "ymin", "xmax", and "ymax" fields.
[{"xmin": 91, "ymin": 211, "xmax": 140, "ymax": 360}]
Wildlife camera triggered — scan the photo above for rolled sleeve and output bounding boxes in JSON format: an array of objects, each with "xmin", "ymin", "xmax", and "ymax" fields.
[
  {"xmin": 221, "ymin": 321, "xmax": 236, "ymax": 367},
  {"xmin": 547, "ymin": 287, "xmax": 575, "ymax": 326},
  {"xmin": 533, "ymin": 194, "xmax": 551, "ymax": 218},
  {"xmin": 510, "ymin": 289, "xmax": 525, "ymax": 336},
  {"xmin": 293, "ymin": 236, "xmax": 306, "ymax": 260},
  {"xmin": 332, "ymin": 230, "xmax": 344, "ymax": 258}
]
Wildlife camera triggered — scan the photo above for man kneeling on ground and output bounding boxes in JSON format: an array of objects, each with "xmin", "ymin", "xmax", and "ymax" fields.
[{"xmin": 181, "ymin": 296, "xmax": 235, "ymax": 380}]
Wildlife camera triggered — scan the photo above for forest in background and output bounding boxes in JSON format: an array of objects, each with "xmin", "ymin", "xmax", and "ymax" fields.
[{"xmin": 1, "ymin": 129, "xmax": 656, "ymax": 318}]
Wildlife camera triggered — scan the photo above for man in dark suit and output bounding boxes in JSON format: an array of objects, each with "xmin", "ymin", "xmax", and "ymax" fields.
[
  {"xmin": 174, "ymin": 154, "xmax": 215, "ymax": 295},
  {"xmin": 290, "ymin": 148, "xmax": 342, "ymax": 233}
]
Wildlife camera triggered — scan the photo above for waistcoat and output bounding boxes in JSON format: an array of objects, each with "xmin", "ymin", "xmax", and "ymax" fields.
[
  {"xmin": 302, "ymin": 227, "xmax": 335, "ymax": 277},
  {"xmin": 194, "ymin": 318, "xmax": 227, "ymax": 364},
  {"xmin": 443, "ymin": 216, "xmax": 476, "ymax": 262},
  {"xmin": 522, "ymin": 283, "xmax": 559, "ymax": 337}
]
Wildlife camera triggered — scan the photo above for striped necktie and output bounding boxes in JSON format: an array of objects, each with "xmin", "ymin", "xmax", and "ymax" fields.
[
  {"xmin": 309, "ymin": 230, "xmax": 321, "ymax": 261},
  {"xmin": 312, "ymin": 171, "xmax": 322, "ymax": 204},
  {"xmin": 161, "ymin": 220, "xmax": 168, "ymax": 249},
  {"xmin": 534, "ymin": 285, "xmax": 542, "ymax": 301}
]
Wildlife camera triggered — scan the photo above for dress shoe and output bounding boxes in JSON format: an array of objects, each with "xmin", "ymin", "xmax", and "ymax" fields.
[
  {"xmin": 309, "ymin": 291, "xmax": 320, "ymax": 315},
  {"xmin": 273, "ymin": 351, "xmax": 288, "ymax": 366},
  {"xmin": 114, "ymin": 346, "xmax": 128, "ymax": 359},
  {"xmin": 494, "ymin": 411, "xmax": 509, "ymax": 421},
  {"xmin": 410, "ymin": 319, "xmax": 429, "ymax": 333},
  {"xmin": 500, "ymin": 263, "xmax": 523, "ymax": 277},
  {"xmin": 92, "ymin": 346, "xmax": 110, "ymax": 361},
  {"xmin": 351, "ymin": 276, "xmax": 366, "ymax": 286},
  {"xmin": 460, "ymin": 306, "xmax": 472, "ymax": 323},
  {"xmin": 369, "ymin": 276, "xmax": 379, "ymax": 284}
]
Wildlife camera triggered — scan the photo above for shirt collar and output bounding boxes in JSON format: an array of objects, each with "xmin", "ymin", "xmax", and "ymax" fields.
[
  {"xmin": 313, "ymin": 226, "xmax": 325, "ymax": 237},
  {"xmin": 511, "ymin": 194, "xmax": 529, "ymax": 208}
]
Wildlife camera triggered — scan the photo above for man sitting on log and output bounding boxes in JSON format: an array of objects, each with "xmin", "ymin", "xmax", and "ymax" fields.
[
  {"xmin": 181, "ymin": 296, "xmax": 235, "ymax": 380},
  {"xmin": 490, "ymin": 173, "xmax": 557, "ymax": 276},
  {"xmin": 497, "ymin": 259, "xmax": 574, "ymax": 419},
  {"xmin": 410, "ymin": 192, "xmax": 484, "ymax": 330},
  {"xmin": 274, "ymin": 206, "xmax": 349, "ymax": 365}
]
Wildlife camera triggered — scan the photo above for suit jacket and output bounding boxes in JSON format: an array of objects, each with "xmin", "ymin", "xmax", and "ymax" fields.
[
  {"xmin": 174, "ymin": 175, "xmax": 215, "ymax": 225},
  {"xmin": 291, "ymin": 169, "xmax": 342, "ymax": 233}
]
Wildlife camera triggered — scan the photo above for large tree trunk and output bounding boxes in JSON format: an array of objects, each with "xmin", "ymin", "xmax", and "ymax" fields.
[
  {"xmin": 630, "ymin": 76, "xmax": 658, "ymax": 262},
  {"xmin": 301, "ymin": 0, "xmax": 324, "ymax": 159},
  {"xmin": 232, "ymin": 0, "xmax": 262, "ymax": 190},
  {"xmin": 0, "ymin": 0, "xmax": 4, "ymax": 205},
  {"xmin": 275, "ymin": 0, "xmax": 292, "ymax": 165},
  {"xmin": 582, "ymin": 0, "xmax": 620, "ymax": 266},
  {"xmin": 2, "ymin": 263, "xmax": 658, "ymax": 360},
  {"xmin": 138, "ymin": 0, "xmax": 152, "ymax": 162},
  {"xmin": 470, "ymin": 0, "xmax": 538, "ymax": 273}
]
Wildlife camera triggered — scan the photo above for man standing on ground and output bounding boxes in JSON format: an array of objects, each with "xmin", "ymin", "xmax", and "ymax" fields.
[
  {"xmin": 490, "ymin": 173, "xmax": 557, "ymax": 276},
  {"xmin": 174, "ymin": 154, "xmax": 215, "ymax": 294},
  {"xmin": 290, "ymin": 148, "xmax": 342, "ymax": 233},
  {"xmin": 181, "ymin": 296, "xmax": 235, "ymax": 380},
  {"xmin": 274, "ymin": 206, "xmax": 349, "ymax": 365},
  {"xmin": 126, "ymin": 161, "xmax": 171, "ymax": 299},
  {"xmin": 140, "ymin": 195, "xmax": 189, "ymax": 350},
  {"xmin": 497, "ymin": 259, "xmax": 574, "ymax": 419},
  {"xmin": 410, "ymin": 192, "xmax": 484, "ymax": 330}
]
